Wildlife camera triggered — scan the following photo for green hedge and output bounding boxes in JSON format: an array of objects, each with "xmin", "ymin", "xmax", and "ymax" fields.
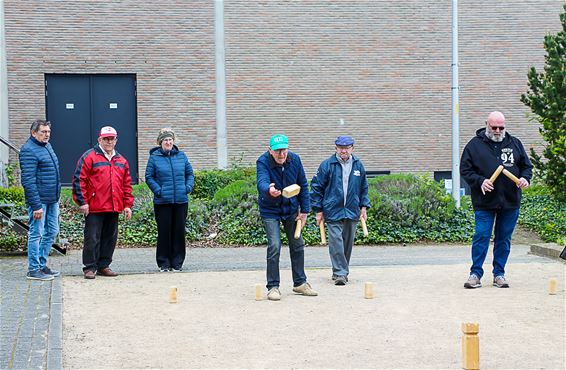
[
  {"xmin": 191, "ymin": 173, "xmax": 476, "ymax": 245},
  {"xmin": 519, "ymin": 185, "xmax": 566, "ymax": 245},
  {"xmin": 1, "ymin": 169, "xmax": 564, "ymax": 252},
  {"xmin": 0, "ymin": 187, "xmax": 27, "ymax": 252},
  {"xmin": 192, "ymin": 168, "xmax": 256, "ymax": 200}
]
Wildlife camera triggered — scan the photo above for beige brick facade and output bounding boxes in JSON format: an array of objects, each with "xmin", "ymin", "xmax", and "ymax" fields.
[{"xmin": 3, "ymin": 0, "xmax": 564, "ymax": 178}]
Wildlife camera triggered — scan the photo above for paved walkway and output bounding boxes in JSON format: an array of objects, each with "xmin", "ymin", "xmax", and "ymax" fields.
[{"xmin": 0, "ymin": 244, "xmax": 560, "ymax": 369}]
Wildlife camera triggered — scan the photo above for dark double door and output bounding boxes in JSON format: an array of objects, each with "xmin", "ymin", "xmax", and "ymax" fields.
[{"xmin": 45, "ymin": 74, "xmax": 138, "ymax": 185}]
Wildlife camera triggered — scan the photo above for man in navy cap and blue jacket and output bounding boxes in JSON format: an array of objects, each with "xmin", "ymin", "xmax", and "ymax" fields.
[
  {"xmin": 256, "ymin": 134, "xmax": 318, "ymax": 301},
  {"xmin": 310, "ymin": 136, "xmax": 370, "ymax": 285}
]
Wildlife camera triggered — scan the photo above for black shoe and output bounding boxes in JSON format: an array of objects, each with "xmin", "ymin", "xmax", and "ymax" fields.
[
  {"xmin": 334, "ymin": 276, "xmax": 347, "ymax": 285},
  {"xmin": 332, "ymin": 274, "xmax": 348, "ymax": 282},
  {"xmin": 41, "ymin": 266, "xmax": 61, "ymax": 277}
]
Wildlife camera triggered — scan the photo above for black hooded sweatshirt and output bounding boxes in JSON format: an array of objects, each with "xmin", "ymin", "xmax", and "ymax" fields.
[{"xmin": 460, "ymin": 127, "xmax": 533, "ymax": 211}]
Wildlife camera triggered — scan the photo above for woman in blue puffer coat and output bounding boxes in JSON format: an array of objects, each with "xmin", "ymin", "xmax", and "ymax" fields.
[{"xmin": 145, "ymin": 128, "xmax": 194, "ymax": 272}]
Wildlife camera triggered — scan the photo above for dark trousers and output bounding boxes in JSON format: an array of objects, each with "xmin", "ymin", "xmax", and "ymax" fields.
[
  {"xmin": 262, "ymin": 217, "xmax": 307, "ymax": 289},
  {"xmin": 82, "ymin": 212, "xmax": 119, "ymax": 272},
  {"xmin": 154, "ymin": 203, "xmax": 188, "ymax": 269}
]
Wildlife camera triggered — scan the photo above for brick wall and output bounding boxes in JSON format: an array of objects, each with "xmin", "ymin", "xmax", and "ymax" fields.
[
  {"xmin": 4, "ymin": 0, "xmax": 216, "ymax": 175},
  {"xmin": 4, "ymin": 0, "xmax": 563, "ymax": 178}
]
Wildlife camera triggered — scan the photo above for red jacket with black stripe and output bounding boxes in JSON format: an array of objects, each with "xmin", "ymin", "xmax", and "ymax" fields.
[{"xmin": 72, "ymin": 145, "xmax": 134, "ymax": 213}]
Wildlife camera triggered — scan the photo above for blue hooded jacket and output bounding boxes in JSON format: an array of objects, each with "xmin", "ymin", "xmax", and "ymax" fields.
[
  {"xmin": 256, "ymin": 150, "xmax": 310, "ymax": 220},
  {"xmin": 19, "ymin": 136, "xmax": 61, "ymax": 210},
  {"xmin": 145, "ymin": 145, "xmax": 194, "ymax": 204},
  {"xmin": 310, "ymin": 153, "xmax": 370, "ymax": 222}
]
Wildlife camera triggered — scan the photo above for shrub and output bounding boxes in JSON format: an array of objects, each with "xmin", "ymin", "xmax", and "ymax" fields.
[
  {"xmin": 210, "ymin": 179, "xmax": 265, "ymax": 245},
  {"xmin": 519, "ymin": 185, "xmax": 566, "ymax": 245},
  {"xmin": 363, "ymin": 174, "xmax": 475, "ymax": 243},
  {"xmin": 0, "ymin": 186, "xmax": 25, "ymax": 205},
  {"xmin": 207, "ymin": 173, "xmax": 476, "ymax": 246},
  {"xmin": 192, "ymin": 168, "xmax": 255, "ymax": 200},
  {"xmin": 6, "ymin": 170, "xmax": 563, "ymax": 252},
  {"xmin": 0, "ymin": 225, "xmax": 26, "ymax": 252}
]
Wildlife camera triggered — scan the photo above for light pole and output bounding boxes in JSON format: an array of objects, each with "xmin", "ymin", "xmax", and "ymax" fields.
[{"xmin": 451, "ymin": 0, "xmax": 461, "ymax": 207}]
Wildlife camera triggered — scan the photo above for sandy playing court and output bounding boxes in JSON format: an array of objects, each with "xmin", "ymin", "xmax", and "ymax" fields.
[{"xmin": 63, "ymin": 262, "xmax": 565, "ymax": 369}]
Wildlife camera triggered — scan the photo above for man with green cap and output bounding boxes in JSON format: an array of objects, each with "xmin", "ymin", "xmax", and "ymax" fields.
[{"xmin": 256, "ymin": 134, "xmax": 318, "ymax": 301}]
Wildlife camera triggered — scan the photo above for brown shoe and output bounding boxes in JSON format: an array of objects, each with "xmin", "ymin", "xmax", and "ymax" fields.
[
  {"xmin": 97, "ymin": 267, "xmax": 118, "ymax": 277},
  {"xmin": 84, "ymin": 270, "xmax": 96, "ymax": 279}
]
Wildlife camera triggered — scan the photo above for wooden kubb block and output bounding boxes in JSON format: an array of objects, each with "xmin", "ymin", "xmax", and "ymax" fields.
[
  {"xmin": 364, "ymin": 282, "xmax": 374, "ymax": 299},
  {"xmin": 549, "ymin": 278, "xmax": 557, "ymax": 295},
  {"xmin": 282, "ymin": 184, "xmax": 300, "ymax": 198},
  {"xmin": 462, "ymin": 323, "xmax": 480, "ymax": 370},
  {"xmin": 169, "ymin": 286, "xmax": 178, "ymax": 303}
]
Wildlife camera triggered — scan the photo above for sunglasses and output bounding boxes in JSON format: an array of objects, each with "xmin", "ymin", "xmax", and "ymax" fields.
[{"xmin": 489, "ymin": 126, "xmax": 505, "ymax": 131}]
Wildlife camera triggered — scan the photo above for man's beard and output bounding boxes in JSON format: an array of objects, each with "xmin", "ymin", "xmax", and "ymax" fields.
[{"xmin": 485, "ymin": 130, "xmax": 505, "ymax": 142}]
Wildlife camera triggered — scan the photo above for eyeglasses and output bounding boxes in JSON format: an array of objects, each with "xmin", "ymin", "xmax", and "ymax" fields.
[
  {"xmin": 336, "ymin": 145, "xmax": 353, "ymax": 151},
  {"xmin": 101, "ymin": 137, "xmax": 117, "ymax": 142},
  {"xmin": 489, "ymin": 126, "xmax": 505, "ymax": 132}
]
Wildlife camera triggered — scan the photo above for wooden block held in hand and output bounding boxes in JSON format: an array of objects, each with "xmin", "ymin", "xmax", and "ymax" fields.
[
  {"xmin": 282, "ymin": 184, "xmax": 301, "ymax": 198},
  {"xmin": 319, "ymin": 222, "xmax": 326, "ymax": 244},
  {"xmin": 294, "ymin": 219, "xmax": 301, "ymax": 239},
  {"xmin": 360, "ymin": 218, "xmax": 369, "ymax": 236},
  {"xmin": 489, "ymin": 165, "xmax": 504, "ymax": 183},
  {"xmin": 502, "ymin": 169, "xmax": 521, "ymax": 185}
]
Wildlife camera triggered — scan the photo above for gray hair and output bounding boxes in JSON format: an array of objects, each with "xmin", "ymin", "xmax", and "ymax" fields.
[{"xmin": 30, "ymin": 119, "xmax": 51, "ymax": 134}]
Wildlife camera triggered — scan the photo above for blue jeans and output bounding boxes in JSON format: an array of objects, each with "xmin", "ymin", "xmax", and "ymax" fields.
[
  {"xmin": 27, "ymin": 203, "xmax": 60, "ymax": 272},
  {"xmin": 470, "ymin": 208, "xmax": 520, "ymax": 279},
  {"xmin": 327, "ymin": 220, "xmax": 357, "ymax": 277},
  {"xmin": 262, "ymin": 217, "xmax": 307, "ymax": 289}
]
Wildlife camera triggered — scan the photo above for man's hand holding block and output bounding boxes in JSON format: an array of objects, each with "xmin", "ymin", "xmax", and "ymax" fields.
[{"xmin": 282, "ymin": 184, "xmax": 300, "ymax": 198}]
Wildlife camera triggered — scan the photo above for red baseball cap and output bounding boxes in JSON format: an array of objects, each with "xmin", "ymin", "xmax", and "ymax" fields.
[{"xmin": 99, "ymin": 126, "xmax": 117, "ymax": 138}]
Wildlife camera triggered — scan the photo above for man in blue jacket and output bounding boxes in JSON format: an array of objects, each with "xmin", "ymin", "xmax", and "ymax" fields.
[
  {"xmin": 256, "ymin": 134, "xmax": 317, "ymax": 301},
  {"xmin": 310, "ymin": 136, "xmax": 370, "ymax": 285},
  {"xmin": 19, "ymin": 120, "xmax": 61, "ymax": 281},
  {"xmin": 460, "ymin": 111, "xmax": 533, "ymax": 289}
]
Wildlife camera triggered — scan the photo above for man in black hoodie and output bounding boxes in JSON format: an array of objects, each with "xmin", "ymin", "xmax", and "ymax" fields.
[{"xmin": 460, "ymin": 111, "xmax": 533, "ymax": 289}]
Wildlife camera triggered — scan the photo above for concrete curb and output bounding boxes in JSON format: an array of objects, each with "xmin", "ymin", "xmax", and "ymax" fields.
[
  {"xmin": 48, "ymin": 278, "xmax": 63, "ymax": 370},
  {"xmin": 530, "ymin": 242, "xmax": 566, "ymax": 262}
]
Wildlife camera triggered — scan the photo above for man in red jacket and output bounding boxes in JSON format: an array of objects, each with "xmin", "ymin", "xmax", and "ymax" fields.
[{"xmin": 72, "ymin": 126, "xmax": 134, "ymax": 279}]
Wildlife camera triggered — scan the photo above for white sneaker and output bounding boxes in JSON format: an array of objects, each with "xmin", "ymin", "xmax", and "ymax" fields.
[
  {"xmin": 267, "ymin": 287, "xmax": 281, "ymax": 301},
  {"xmin": 292, "ymin": 282, "xmax": 318, "ymax": 296}
]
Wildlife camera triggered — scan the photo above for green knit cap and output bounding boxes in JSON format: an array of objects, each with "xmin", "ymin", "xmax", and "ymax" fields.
[{"xmin": 157, "ymin": 128, "xmax": 175, "ymax": 145}]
